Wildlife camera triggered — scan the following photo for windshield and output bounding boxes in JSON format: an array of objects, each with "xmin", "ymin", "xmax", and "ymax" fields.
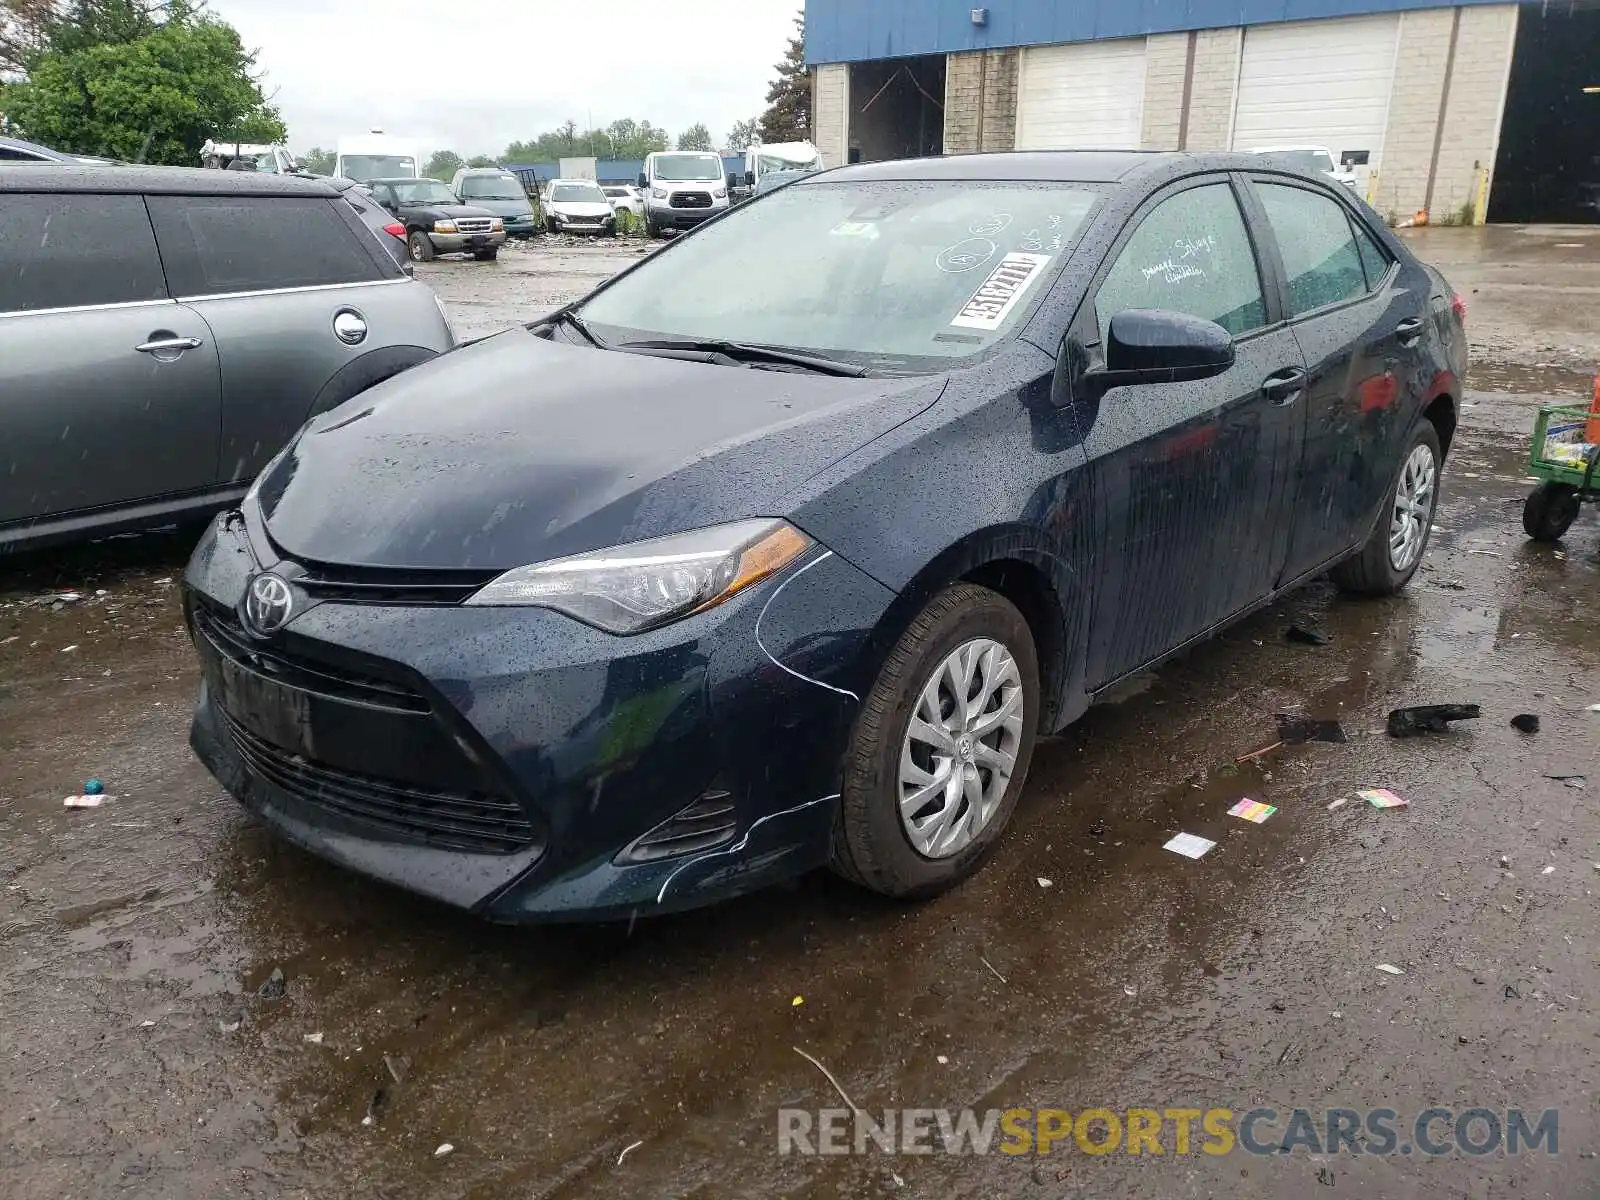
[
  {"xmin": 579, "ymin": 181, "xmax": 1099, "ymax": 372},
  {"xmin": 603, "ymin": 188, "xmax": 628, "ymax": 198},
  {"xmin": 552, "ymin": 182, "xmax": 606, "ymax": 203},
  {"xmin": 341, "ymin": 154, "xmax": 416, "ymax": 182},
  {"xmin": 389, "ymin": 179, "xmax": 460, "ymax": 204},
  {"xmin": 758, "ymin": 152, "xmax": 821, "ymax": 174},
  {"xmin": 650, "ymin": 153, "xmax": 723, "ymax": 182},
  {"xmin": 458, "ymin": 174, "xmax": 525, "ymax": 200}
]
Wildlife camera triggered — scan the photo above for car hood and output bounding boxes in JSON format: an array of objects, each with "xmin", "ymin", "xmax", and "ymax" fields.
[
  {"xmin": 402, "ymin": 202, "xmax": 495, "ymax": 219},
  {"xmin": 257, "ymin": 330, "xmax": 944, "ymax": 571}
]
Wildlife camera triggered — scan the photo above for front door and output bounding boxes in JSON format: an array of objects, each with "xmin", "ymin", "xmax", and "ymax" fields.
[
  {"xmin": 1072, "ymin": 178, "xmax": 1308, "ymax": 687},
  {"xmin": 0, "ymin": 193, "xmax": 221, "ymax": 526}
]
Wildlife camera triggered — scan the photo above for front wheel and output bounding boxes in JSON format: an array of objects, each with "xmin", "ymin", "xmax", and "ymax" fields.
[
  {"xmin": 1523, "ymin": 482, "xmax": 1581, "ymax": 542},
  {"xmin": 1332, "ymin": 421, "xmax": 1442, "ymax": 596},
  {"xmin": 473, "ymin": 248, "xmax": 498, "ymax": 261},
  {"xmin": 831, "ymin": 584, "xmax": 1040, "ymax": 900},
  {"xmin": 407, "ymin": 231, "xmax": 435, "ymax": 263}
]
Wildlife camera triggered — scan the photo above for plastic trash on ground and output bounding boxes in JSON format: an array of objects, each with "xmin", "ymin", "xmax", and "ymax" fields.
[{"xmin": 1164, "ymin": 833, "xmax": 1217, "ymax": 859}]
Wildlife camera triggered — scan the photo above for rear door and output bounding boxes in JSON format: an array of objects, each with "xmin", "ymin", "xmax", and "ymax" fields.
[
  {"xmin": 146, "ymin": 193, "xmax": 409, "ymax": 486},
  {"xmin": 1071, "ymin": 177, "xmax": 1308, "ymax": 686},
  {"xmin": 1244, "ymin": 176, "xmax": 1428, "ymax": 579},
  {"xmin": 0, "ymin": 192, "xmax": 221, "ymax": 526}
]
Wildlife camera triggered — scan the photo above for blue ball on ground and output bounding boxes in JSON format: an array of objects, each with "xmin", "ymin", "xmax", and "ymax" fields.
[{"xmin": 84, "ymin": 778, "xmax": 104, "ymax": 796}]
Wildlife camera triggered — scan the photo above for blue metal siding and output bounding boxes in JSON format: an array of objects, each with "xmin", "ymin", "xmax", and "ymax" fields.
[{"xmin": 805, "ymin": 0, "xmax": 1505, "ymax": 63}]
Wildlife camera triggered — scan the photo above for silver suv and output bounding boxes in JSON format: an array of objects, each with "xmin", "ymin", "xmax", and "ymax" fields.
[{"xmin": 0, "ymin": 166, "xmax": 455, "ymax": 552}]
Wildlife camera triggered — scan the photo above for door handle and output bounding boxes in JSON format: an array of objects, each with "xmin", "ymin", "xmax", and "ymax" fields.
[
  {"xmin": 1261, "ymin": 367, "xmax": 1307, "ymax": 406},
  {"xmin": 1394, "ymin": 317, "xmax": 1424, "ymax": 346},
  {"xmin": 135, "ymin": 336, "xmax": 203, "ymax": 354}
]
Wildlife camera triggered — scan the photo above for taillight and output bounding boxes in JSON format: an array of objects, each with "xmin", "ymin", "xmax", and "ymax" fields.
[
  {"xmin": 383, "ymin": 222, "xmax": 405, "ymax": 239},
  {"xmin": 1451, "ymin": 293, "xmax": 1467, "ymax": 323}
]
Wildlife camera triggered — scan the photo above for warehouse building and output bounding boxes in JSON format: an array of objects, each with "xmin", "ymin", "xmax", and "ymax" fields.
[{"xmin": 805, "ymin": 0, "xmax": 1600, "ymax": 223}]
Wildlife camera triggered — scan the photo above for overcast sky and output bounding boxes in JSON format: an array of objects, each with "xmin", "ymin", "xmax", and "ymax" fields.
[{"xmin": 209, "ymin": 0, "xmax": 799, "ymax": 158}]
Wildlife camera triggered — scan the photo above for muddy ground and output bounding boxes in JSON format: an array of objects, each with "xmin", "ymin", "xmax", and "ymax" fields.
[{"xmin": 2, "ymin": 227, "xmax": 1598, "ymax": 1200}]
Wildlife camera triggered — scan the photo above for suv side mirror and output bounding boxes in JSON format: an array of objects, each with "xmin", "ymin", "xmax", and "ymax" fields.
[
  {"xmin": 636, "ymin": 172, "xmax": 648, "ymax": 188},
  {"xmin": 1092, "ymin": 310, "xmax": 1235, "ymax": 389},
  {"xmin": 726, "ymin": 172, "xmax": 739, "ymax": 191},
  {"xmin": 745, "ymin": 169, "xmax": 755, "ymax": 187}
]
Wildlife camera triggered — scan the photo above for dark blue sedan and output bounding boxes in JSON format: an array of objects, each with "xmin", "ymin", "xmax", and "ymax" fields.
[{"xmin": 184, "ymin": 151, "xmax": 1466, "ymax": 921}]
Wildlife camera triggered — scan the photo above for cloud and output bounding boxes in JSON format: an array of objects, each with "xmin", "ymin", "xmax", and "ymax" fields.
[{"xmin": 209, "ymin": 0, "xmax": 797, "ymax": 156}]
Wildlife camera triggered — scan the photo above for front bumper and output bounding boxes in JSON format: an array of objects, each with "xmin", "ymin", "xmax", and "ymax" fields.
[
  {"xmin": 184, "ymin": 513, "xmax": 894, "ymax": 922},
  {"xmin": 429, "ymin": 229, "xmax": 508, "ymax": 253},
  {"xmin": 647, "ymin": 203, "xmax": 725, "ymax": 229},
  {"xmin": 505, "ymin": 217, "xmax": 540, "ymax": 238},
  {"xmin": 551, "ymin": 214, "xmax": 616, "ymax": 234}
]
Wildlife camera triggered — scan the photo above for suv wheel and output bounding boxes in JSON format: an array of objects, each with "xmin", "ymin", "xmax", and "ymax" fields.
[
  {"xmin": 1332, "ymin": 421, "xmax": 1442, "ymax": 596},
  {"xmin": 407, "ymin": 231, "xmax": 435, "ymax": 263},
  {"xmin": 830, "ymin": 584, "xmax": 1040, "ymax": 900}
]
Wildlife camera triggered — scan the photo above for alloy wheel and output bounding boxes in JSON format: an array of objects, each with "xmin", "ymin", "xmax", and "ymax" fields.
[
  {"xmin": 1389, "ymin": 442, "xmax": 1437, "ymax": 572},
  {"xmin": 898, "ymin": 637, "xmax": 1024, "ymax": 859}
]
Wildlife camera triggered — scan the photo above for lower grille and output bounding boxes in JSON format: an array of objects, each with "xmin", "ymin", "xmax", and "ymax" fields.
[
  {"xmin": 671, "ymin": 192, "xmax": 712, "ymax": 209},
  {"xmin": 225, "ymin": 713, "xmax": 537, "ymax": 854},
  {"xmin": 619, "ymin": 792, "xmax": 737, "ymax": 863}
]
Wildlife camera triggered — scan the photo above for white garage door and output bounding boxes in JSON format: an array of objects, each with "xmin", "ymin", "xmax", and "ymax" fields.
[
  {"xmin": 1231, "ymin": 15, "xmax": 1400, "ymax": 171},
  {"xmin": 1015, "ymin": 38, "xmax": 1147, "ymax": 150}
]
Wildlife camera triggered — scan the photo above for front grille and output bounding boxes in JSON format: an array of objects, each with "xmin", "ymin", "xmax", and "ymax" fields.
[
  {"xmin": 618, "ymin": 792, "xmax": 737, "ymax": 863},
  {"xmin": 292, "ymin": 561, "xmax": 497, "ymax": 607},
  {"xmin": 193, "ymin": 601, "xmax": 430, "ymax": 714},
  {"xmin": 224, "ymin": 713, "xmax": 537, "ymax": 854},
  {"xmin": 455, "ymin": 217, "xmax": 494, "ymax": 234},
  {"xmin": 671, "ymin": 192, "xmax": 712, "ymax": 209}
]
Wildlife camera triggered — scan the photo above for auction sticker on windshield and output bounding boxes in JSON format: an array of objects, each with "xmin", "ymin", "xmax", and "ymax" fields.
[{"xmin": 951, "ymin": 252, "xmax": 1052, "ymax": 331}]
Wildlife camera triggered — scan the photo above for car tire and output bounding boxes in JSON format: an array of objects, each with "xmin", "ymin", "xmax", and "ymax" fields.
[
  {"xmin": 407, "ymin": 231, "xmax": 435, "ymax": 263},
  {"xmin": 1522, "ymin": 482, "xmax": 1581, "ymax": 542},
  {"xmin": 473, "ymin": 248, "xmax": 498, "ymax": 262},
  {"xmin": 1332, "ymin": 420, "xmax": 1443, "ymax": 596},
  {"xmin": 830, "ymin": 583, "xmax": 1041, "ymax": 900},
  {"xmin": 546, "ymin": 218, "xmax": 559, "ymax": 234},
  {"xmin": 644, "ymin": 215, "xmax": 659, "ymax": 238}
]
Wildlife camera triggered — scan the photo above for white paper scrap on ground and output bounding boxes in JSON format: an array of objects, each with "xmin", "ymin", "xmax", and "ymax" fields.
[
  {"xmin": 63, "ymin": 794, "xmax": 109, "ymax": 809},
  {"xmin": 1164, "ymin": 833, "xmax": 1217, "ymax": 859},
  {"xmin": 1375, "ymin": 963, "xmax": 1404, "ymax": 975}
]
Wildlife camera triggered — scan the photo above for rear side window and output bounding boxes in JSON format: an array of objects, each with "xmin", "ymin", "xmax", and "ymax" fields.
[
  {"xmin": 147, "ymin": 195, "xmax": 385, "ymax": 296},
  {"xmin": 0, "ymin": 193, "xmax": 166, "ymax": 313},
  {"xmin": 1349, "ymin": 217, "xmax": 1393, "ymax": 289},
  {"xmin": 1256, "ymin": 183, "xmax": 1369, "ymax": 315},
  {"xmin": 1095, "ymin": 183, "xmax": 1267, "ymax": 339}
]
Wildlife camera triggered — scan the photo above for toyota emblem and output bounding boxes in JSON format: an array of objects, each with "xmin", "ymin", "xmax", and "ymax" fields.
[{"xmin": 244, "ymin": 572, "xmax": 294, "ymax": 635}]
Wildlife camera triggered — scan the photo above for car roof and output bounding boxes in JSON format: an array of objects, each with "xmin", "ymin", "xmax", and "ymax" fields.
[
  {"xmin": 0, "ymin": 163, "xmax": 338, "ymax": 196},
  {"xmin": 456, "ymin": 166, "xmax": 509, "ymax": 174},
  {"xmin": 818, "ymin": 150, "xmax": 1293, "ymax": 185}
]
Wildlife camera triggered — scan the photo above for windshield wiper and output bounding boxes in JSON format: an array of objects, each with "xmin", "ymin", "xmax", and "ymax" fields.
[
  {"xmin": 618, "ymin": 338, "xmax": 866, "ymax": 377},
  {"xmin": 541, "ymin": 308, "xmax": 612, "ymax": 350}
]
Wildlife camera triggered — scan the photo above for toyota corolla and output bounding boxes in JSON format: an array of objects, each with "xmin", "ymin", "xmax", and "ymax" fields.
[{"xmin": 185, "ymin": 151, "xmax": 1464, "ymax": 921}]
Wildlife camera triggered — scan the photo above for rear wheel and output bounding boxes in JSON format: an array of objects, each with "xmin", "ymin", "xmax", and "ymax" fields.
[
  {"xmin": 1523, "ymin": 482, "xmax": 1581, "ymax": 542},
  {"xmin": 1332, "ymin": 421, "xmax": 1442, "ymax": 596},
  {"xmin": 831, "ymin": 584, "xmax": 1040, "ymax": 900},
  {"xmin": 407, "ymin": 231, "xmax": 434, "ymax": 263}
]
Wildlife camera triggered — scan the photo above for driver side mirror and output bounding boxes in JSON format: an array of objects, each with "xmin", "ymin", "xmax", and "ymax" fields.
[
  {"xmin": 1095, "ymin": 309, "xmax": 1234, "ymax": 387},
  {"xmin": 745, "ymin": 169, "xmax": 756, "ymax": 187},
  {"xmin": 636, "ymin": 172, "xmax": 648, "ymax": 188}
]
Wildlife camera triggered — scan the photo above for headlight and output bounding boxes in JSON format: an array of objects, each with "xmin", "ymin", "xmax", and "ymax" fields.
[
  {"xmin": 465, "ymin": 519, "xmax": 811, "ymax": 634},
  {"xmin": 650, "ymin": 187, "xmax": 668, "ymax": 200},
  {"xmin": 713, "ymin": 186, "xmax": 727, "ymax": 199},
  {"xmin": 434, "ymin": 219, "xmax": 457, "ymax": 233},
  {"xmin": 490, "ymin": 217, "xmax": 504, "ymax": 231}
]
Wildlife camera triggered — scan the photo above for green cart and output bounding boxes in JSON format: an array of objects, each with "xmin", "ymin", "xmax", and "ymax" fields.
[{"xmin": 1523, "ymin": 403, "xmax": 1600, "ymax": 542}]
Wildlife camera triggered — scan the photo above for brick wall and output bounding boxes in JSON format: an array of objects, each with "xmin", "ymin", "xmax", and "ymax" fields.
[
  {"xmin": 1185, "ymin": 28, "xmax": 1243, "ymax": 150},
  {"xmin": 814, "ymin": 63, "xmax": 848, "ymax": 170},
  {"xmin": 1432, "ymin": 4, "xmax": 1517, "ymax": 221},
  {"xmin": 1373, "ymin": 10, "xmax": 1454, "ymax": 221},
  {"xmin": 944, "ymin": 49, "xmax": 1020, "ymax": 154},
  {"xmin": 1141, "ymin": 33, "xmax": 1189, "ymax": 150}
]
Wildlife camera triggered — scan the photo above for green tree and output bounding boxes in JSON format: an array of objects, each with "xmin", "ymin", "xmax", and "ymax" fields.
[
  {"xmin": 503, "ymin": 118, "xmax": 669, "ymax": 163},
  {"xmin": 725, "ymin": 116, "xmax": 760, "ymax": 152},
  {"xmin": 676, "ymin": 122, "xmax": 712, "ymax": 151},
  {"xmin": 758, "ymin": 10, "xmax": 809, "ymax": 144},
  {"xmin": 299, "ymin": 145, "xmax": 334, "ymax": 175},
  {"xmin": 465, "ymin": 154, "xmax": 497, "ymax": 168},
  {"xmin": 2, "ymin": 5, "xmax": 284, "ymax": 163},
  {"xmin": 424, "ymin": 148, "xmax": 463, "ymax": 179}
]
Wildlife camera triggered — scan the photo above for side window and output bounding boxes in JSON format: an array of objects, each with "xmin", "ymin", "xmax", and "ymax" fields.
[
  {"xmin": 1349, "ymin": 216, "xmax": 1392, "ymax": 289},
  {"xmin": 0, "ymin": 193, "xmax": 167, "ymax": 313},
  {"xmin": 1095, "ymin": 183, "xmax": 1266, "ymax": 340},
  {"xmin": 147, "ymin": 196, "xmax": 385, "ymax": 296},
  {"xmin": 1257, "ymin": 183, "xmax": 1369, "ymax": 315},
  {"xmin": 0, "ymin": 147, "xmax": 50, "ymax": 161}
]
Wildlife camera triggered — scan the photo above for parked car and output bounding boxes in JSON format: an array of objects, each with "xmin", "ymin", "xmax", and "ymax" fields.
[
  {"xmin": 637, "ymin": 150, "xmax": 729, "ymax": 236},
  {"xmin": 201, "ymin": 140, "xmax": 299, "ymax": 174},
  {"xmin": 541, "ymin": 178, "xmax": 618, "ymax": 235},
  {"xmin": 602, "ymin": 184, "xmax": 644, "ymax": 219},
  {"xmin": 328, "ymin": 176, "xmax": 412, "ymax": 273},
  {"xmin": 451, "ymin": 167, "xmax": 540, "ymax": 239},
  {"xmin": 0, "ymin": 166, "xmax": 454, "ymax": 553},
  {"xmin": 1248, "ymin": 146, "xmax": 1359, "ymax": 191},
  {"xmin": 184, "ymin": 151, "xmax": 1464, "ymax": 922},
  {"xmin": 367, "ymin": 177, "xmax": 505, "ymax": 261},
  {"xmin": 0, "ymin": 134, "xmax": 119, "ymax": 165}
]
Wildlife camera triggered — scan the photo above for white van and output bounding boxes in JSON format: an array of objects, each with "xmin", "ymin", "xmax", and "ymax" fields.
[
  {"xmin": 335, "ymin": 131, "xmax": 420, "ymax": 184},
  {"xmin": 636, "ymin": 150, "xmax": 729, "ymax": 237},
  {"xmin": 739, "ymin": 140, "xmax": 823, "ymax": 199}
]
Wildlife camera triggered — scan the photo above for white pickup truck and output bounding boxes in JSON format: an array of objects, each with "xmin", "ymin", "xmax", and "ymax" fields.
[{"xmin": 201, "ymin": 141, "xmax": 299, "ymax": 174}]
